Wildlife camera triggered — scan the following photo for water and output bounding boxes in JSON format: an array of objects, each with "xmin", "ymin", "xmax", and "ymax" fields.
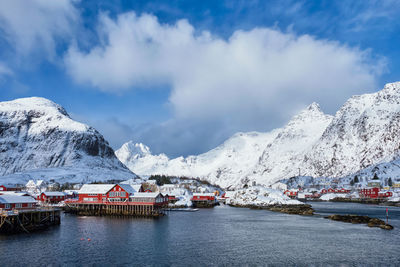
[{"xmin": 0, "ymin": 202, "xmax": 399, "ymax": 266}]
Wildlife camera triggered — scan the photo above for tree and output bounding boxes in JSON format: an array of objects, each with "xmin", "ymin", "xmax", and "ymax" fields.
[
  {"xmin": 354, "ymin": 175, "xmax": 359, "ymax": 184},
  {"xmin": 350, "ymin": 179, "xmax": 355, "ymax": 186},
  {"xmin": 373, "ymin": 173, "xmax": 379, "ymax": 180},
  {"xmin": 388, "ymin": 178, "xmax": 393, "ymax": 187}
]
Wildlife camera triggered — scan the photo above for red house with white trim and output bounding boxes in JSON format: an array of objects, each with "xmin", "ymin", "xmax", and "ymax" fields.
[
  {"xmin": 0, "ymin": 195, "xmax": 37, "ymax": 211},
  {"xmin": 0, "ymin": 184, "xmax": 22, "ymax": 192},
  {"xmin": 77, "ymin": 184, "xmax": 133, "ymax": 203},
  {"xmin": 359, "ymin": 187, "xmax": 380, "ymax": 198},
  {"xmin": 37, "ymin": 192, "xmax": 67, "ymax": 203}
]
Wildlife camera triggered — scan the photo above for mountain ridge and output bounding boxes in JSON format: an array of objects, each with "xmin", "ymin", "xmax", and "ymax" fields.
[{"xmin": 116, "ymin": 82, "xmax": 400, "ymax": 189}]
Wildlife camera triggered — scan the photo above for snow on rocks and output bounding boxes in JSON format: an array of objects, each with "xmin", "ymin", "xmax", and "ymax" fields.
[
  {"xmin": 226, "ymin": 186, "xmax": 302, "ymax": 206},
  {"xmin": 319, "ymin": 193, "xmax": 348, "ymax": 201},
  {"xmin": 116, "ymin": 82, "xmax": 400, "ymax": 190},
  {"xmin": 0, "ymin": 97, "xmax": 137, "ymax": 183}
]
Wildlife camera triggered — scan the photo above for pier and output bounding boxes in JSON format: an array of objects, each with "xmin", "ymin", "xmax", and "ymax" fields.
[
  {"xmin": 65, "ymin": 202, "xmax": 166, "ymax": 217},
  {"xmin": 0, "ymin": 208, "xmax": 61, "ymax": 234}
]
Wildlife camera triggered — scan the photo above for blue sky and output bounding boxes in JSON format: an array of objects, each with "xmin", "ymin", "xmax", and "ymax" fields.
[{"xmin": 0, "ymin": 0, "xmax": 399, "ymax": 157}]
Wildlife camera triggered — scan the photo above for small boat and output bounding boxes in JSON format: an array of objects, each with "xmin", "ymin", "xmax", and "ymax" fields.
[{"xmin": 168, "ymin": 208, "xmax": 199, "ymax": 212}]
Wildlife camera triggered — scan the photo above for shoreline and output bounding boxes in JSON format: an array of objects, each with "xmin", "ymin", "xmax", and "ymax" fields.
[
  {"xmin": 303, "ymin": 198, "xmax": 400, "ymax": 207},
  {"xmin": 227, "ymin": 203, "xmax": 314, "ymax": 215}
]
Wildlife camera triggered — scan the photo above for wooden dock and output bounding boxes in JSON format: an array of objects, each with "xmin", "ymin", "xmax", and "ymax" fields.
[
  {"xmin": 65, "ymin": 202, "xmax": 166, "ymax": 217},
  {"xmin": 0, "ymin": 208, "xmax": 61, "ymax": 234}
]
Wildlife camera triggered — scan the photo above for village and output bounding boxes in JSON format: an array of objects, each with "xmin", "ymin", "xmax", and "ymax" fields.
[
  {"xmin": 279, "ymin": 176, "xmax": 400, "ymax": 203},
  {"xmin": 1, "ymin": 175, "xmax": 400, "ymax": 234}
]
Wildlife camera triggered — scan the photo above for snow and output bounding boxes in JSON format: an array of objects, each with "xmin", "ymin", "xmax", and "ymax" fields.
[
  {"xmin": 79, "ymin": 184, "xmax": 115, "ymax": 194},
  {"xmin": 0, "ymin": 97, "xmax": 137, "ymax": 184},
  {"xmin": 225, "ymin": 186, "xmax": 303, "ymax": 206},
  {"xmin": 116, "ymin": 82, "xmax": 400, "ymax": 190},
  {"xmin": 42, "ymin": 192, "xmax": 67, "ymax": 197},
  {"xmin": 131, "ymin": 192, "xmax": 161, "ymax": 198},
  {"xmin": 0, "ymin": 195, "xmax": 37, "ymax": 204},
  {"xmin": 319, "ymin": 193, "xmax": 348, "ymax": 201}
]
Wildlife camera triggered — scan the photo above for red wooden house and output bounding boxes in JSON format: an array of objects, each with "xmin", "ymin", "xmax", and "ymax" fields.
[
  {"xmin": 284, "ymin": 190, "xmax": 298, "ymax": 198},
  {"xmin": 129, "ymin": 192, "xmax": 168, "ymax": 206},
  {"xmin": 37, "ymin": 192, "xmax": 67, "ymax": 203},
  {"xmin": 0, "ymin": 184, "xmax": 22, "ymax": 191},
  {"xmin": 77, "ymin": 184, "xmax": 135, "ymax": 203},
  {"xmin": 359, "ymin": 187, "xmax": 380, "ymax": 198},
  {"xmin": 378, "ymin": 191, "xmax": 393, "ymax": 198},
  {"xmin": 0, "ymin": 195, "xmax": 37, "ymax": 211}
]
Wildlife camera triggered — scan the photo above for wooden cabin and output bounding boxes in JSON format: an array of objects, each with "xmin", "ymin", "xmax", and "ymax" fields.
[
  {"xmin": 0, "ymin": 195, "xmax": 37, "ymax": 211},
  {"xmin": 77, "ymin": 184, "xmax": 134, "ymax": 203},
  {"xmin": 37, "ymin": 192, "xmax": 67, "ymax": 203},
  {"xmin": 129, "ymin": 192, "xmax": 168, "ymax": 206},
  {"xmin": 0, "ymin": 184, "xmax": 22, "ymax": 192}
]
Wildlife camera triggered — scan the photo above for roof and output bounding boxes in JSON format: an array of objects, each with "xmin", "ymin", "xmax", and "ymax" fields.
[
  {"xmin": 131, "ymin": 184, "xmax": 142, "ymax": 192},
  {"xmin": 79, "ymin": 184, "xmax": 116, "ymax": 194},
  {"xmin": 42, "ymin": 192, "xmax": 66, "ymax": 197},
  {"xmin": 0, "ymin": 195, "xmax": 37, "ymax": 204},
  {"xmin": 0, "ymin": 191, "xmax": 30, "ymax": 197},
  {"xmin": 193, "ymin": 193, "xmax": 215, "ymax": 197},
  {"xmin": 0, "ymin": 183, "xmax": 20, "ymax": 188},
  {"xmin": 161, "ymin": 184, "xmax": 176, "ymax": 188},
  {"xmin": 131, "ymin": 192, "xmax": 162, "ymax": 198},
  {"xmin": 118, "ymin": 184, "xmax": 135, "ymax": 194}
]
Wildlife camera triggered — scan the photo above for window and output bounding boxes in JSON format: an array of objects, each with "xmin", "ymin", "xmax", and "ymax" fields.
[
  {"xmin": 5, "ymin": 204, "xmax": 11, "ymax": 209},
  {"xmin": 16, "ymin": 203, "xmax": 22, "ymax": 208}
]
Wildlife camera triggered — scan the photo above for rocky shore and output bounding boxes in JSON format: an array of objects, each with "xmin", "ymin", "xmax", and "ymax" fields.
[
  {"xmin": 228, "ymin": 203, "xmax": 314, "ymax": 215},
  {"xmin": 325, "ymin": 214, "xmax": 394, "ymax": 230},
  {"xmin": 329, "ymin": 197, "xmax": 400, "ymax": 207}
]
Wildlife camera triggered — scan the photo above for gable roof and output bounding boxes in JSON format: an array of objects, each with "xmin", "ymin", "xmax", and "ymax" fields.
[
  {"xmin": 42, "ymin": 192, "xmax": 66, "ymax": 197},
  {"xmin": 131, "ymin": 192, "xmax": 163, "ymax": 198},
  {"xmin": 79, "ymin": 184, "xmax": 116, "ymax": 194},
  {"xmin": 118, "ymin": 184, "xmax": 135, "ymax": 194},
  {"xmin": 0, "ymin": 195, "xmax": 37, "ymax": 204},
  {"xmin": 131, "ymin": 184, "xmax": 143, "ymax": 192}
]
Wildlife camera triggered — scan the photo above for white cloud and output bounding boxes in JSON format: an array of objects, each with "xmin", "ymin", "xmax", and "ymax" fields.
[
  {"xmin": 0, "ymin": 0, "xmax": 79, "ymax": 59},
  {"xmin": 65, "ymin": 12, "xmax": 385, "ymax": 156},
  {"xmin": 0, "ymin": 62, "xmax": 13, "ymax": 77}
]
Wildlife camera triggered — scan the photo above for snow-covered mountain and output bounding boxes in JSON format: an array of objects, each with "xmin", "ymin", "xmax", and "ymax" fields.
[
  {"xmin": 116, "ymin": 102, "xmax": 332, "ymax": 188},
  {"xmin": 0, "ymin": 97, "xmax": 137, "ymax": 184},
  {"xmin": 117, "ymin": 82, "xmax": 400, "ymax": 189}
]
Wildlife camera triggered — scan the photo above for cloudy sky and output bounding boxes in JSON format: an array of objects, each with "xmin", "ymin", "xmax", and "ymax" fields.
[{"xmin": 0, "ymin": 0, "xmax": 399, "ymax": 157}]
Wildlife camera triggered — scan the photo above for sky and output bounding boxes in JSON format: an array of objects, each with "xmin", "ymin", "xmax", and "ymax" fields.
[{"xmin": 0, "ymin": 0, "xmax": 399, "ymax": 158}]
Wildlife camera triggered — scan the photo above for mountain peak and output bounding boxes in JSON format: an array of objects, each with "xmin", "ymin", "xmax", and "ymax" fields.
[
  {"xmin": 382, "ymin": 81, "xmax": 400, "ymax": 95},
  {"xmin": 305, "ymin": 102, "xmax": 321, "ymax": 112},
  {"xmin": 0, "ymin": 97, "xmax": 68, "ymax": 116}
]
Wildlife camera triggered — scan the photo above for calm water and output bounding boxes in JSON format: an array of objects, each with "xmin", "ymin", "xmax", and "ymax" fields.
[{"xmin": 0, "ymin": 202, "xmax": 399, "ymax": 266}]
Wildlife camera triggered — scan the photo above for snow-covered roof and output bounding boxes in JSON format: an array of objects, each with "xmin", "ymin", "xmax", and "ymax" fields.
[
  {"xmin": 131, "ymin": 184, "xmax": 142, "ymax": 192},
  {"xmin": 131, "ymin": 192, "xmax": 162, "ymax": 198},
  {"xmin": 0, "ymin": 191, "xmax": 31, "ymax": 197},
  {"xmin": 0, "ymin": 195, "xmax": 37, "ymax": 204},
  {"xmin": 161, "ymin": 184, "xmax": 176, "ymax": 188},
  {"xmin": 193, "ymin": 193, "xmax": 215, "ymax": 197},
  {"xmin": 118, "ymin": 184, "xmax": 135, "ymax": 194},
  {"xmin": 79, "ymin": 184, "xmax": 116, "ymax": 194},
  {"xmin": 42, "ymin": 192, "xmax": 66, "ymax": 197}
]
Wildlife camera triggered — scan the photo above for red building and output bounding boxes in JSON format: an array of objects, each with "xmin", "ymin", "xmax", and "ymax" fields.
[
  {"xmin": 77, "ymin": 184, "xmax": 132, "ymax": 203},
  {"xmin": 284, "ymin": 190, "xmax": 298, "ymax": 198},
  {"xmin": 378, "ymin": 191, "xmax": 393, "ymax": 198},
  {"xmin": 0, "ymin": 184, "xmax": 22, "ymax": 191},
  {"xmin": 37, "ymin": 192, "xmax": 67, "ymax": 203},
  {"xmin": 359, "ymin": 187, "xmax": 380, "ymax": 198},
  {"xmin": 129, "ymin": 192, "xmax": 168, "ymax": 206},
  {"xmin": 0, "ymin": 195, "xmax": 37, "ymax": 211}
]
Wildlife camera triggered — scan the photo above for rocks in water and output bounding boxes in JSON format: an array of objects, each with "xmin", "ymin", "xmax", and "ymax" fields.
[
  {"xmin": 265, "ymin": 204, "xmax": 314, "ymax": 215},
  {"xmin": 325, "ymin": 214, "xmax": 393, "ymax": 230},
  {"xmin": 229, "ymin": 203, "xmax": 314, "ymax": 215}
]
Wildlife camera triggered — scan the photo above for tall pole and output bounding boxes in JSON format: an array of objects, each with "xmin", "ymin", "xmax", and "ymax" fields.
[{"xmin": 386, "ymin": 208, "xmax": 389, "ymax": 225}]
